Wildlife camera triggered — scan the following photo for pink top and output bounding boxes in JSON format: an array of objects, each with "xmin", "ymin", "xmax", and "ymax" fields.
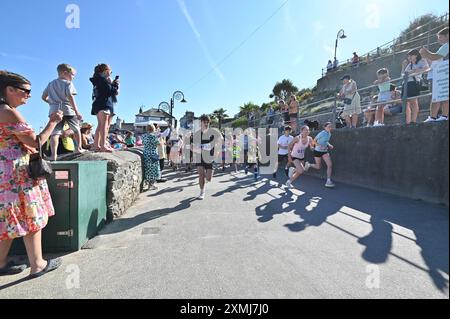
[{"xmin": 291, "ymin": 136, "xmax": 312, "ymax": 159}]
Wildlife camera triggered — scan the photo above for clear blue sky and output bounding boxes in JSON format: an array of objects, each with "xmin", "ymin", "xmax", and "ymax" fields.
[{"xmin": 1, "ymin": 0, "xmax": 448, "ymax": 130}]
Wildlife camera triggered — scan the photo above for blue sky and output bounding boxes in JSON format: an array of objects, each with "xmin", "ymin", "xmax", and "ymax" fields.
[{"xmin": 1, "ymin": 0, "xmax": 448, "ymax": 130}]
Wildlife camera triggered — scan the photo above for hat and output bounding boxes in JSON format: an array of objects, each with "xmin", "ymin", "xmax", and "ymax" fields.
[
  {"xmin": 340, "ymin": 74, "xmax": 351, "ymax": 80},
  {"xmin": 81, "ymin": 122, "xmax": 93, "ymax": 129}
]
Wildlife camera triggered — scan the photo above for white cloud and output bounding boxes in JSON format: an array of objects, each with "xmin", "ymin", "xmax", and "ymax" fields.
[
  {"xmin": 177, "ymin": 0, "xmax": 225, "ymax": 82},
  {"xmin": 365, "ymin": 3, "xmax": 381, "ymax": 29}
]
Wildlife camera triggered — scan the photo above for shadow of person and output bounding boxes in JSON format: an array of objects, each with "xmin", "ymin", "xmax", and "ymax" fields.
[
  {"xmin": 357, "ymin": 216, "xmax": 393, "ymax": 264},
  {"xmin": 255, "ymin": 191, "xmax": 296, "ymax": 223}
]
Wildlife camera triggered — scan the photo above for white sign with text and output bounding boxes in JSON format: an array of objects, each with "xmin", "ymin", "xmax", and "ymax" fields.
[{"xmin": 432, "ymin": 60, "xmax": 449, "ymax": 103}]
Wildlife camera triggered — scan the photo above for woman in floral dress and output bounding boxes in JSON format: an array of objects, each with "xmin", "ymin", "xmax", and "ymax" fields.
[
  {"xmin": 142, "ymin": 124, "xmax": 160, "ymax": 191},
  {"xmin": 0, "ymin": 71, "xmax": 63, "ymax": 278}
]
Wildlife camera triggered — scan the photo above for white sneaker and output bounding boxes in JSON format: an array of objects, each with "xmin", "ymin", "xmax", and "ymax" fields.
[
  {"xmin": 325, "ymin": 180, "xmax": 335, "ymax": 188},
  {"xmin": 304, "ymin": 162, "xmax": 311, "ymax": 172},
  {"xmin": 288, "ymin": 167, "xmax": 295, "ymax": 179},
  {"xmin": 373, "ymin": 122, "xmax": 384, "ymax": 127},
  {"xmin": 198, "ymin": 191, "xmax": 205, "ymax": 200},
  {"xmin": 424, "ymin": 116, "xmax": 437, "ymax": 123},
  {"xmin": 286, "ymin": 180, "xmax": 293, "ymax": 189},
  {"xmin": 436, "ymin": 116, "xmax": 448, "ymax": 122}
]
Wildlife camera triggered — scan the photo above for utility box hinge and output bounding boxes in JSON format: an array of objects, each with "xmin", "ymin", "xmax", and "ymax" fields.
[{"xmin": 57, "ymin": 229, "xmax": 74, "ymax": 237}]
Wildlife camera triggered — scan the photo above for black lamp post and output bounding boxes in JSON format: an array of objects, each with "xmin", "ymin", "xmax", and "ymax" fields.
[
  {"xmin": 159, "ymin": 91, "xmax": 187, "ymax": 127},
  {"xmin": 334, "ymin": 29, "xmax": 347, "ymax": 63}
]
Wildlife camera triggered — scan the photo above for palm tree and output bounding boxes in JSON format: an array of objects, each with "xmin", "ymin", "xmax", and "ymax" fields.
[
  {"xmin": 269, "ymin": 79, "xmax": 299, "ymax": 102},
  {"xmin": 239, "ymin": 102, "xmax": 259, "ymax": 118},
  {"xmin": 212, "ymin": 108, "xmax": 229, "ymax": 130}
]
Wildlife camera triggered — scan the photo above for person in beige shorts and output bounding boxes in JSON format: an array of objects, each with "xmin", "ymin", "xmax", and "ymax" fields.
[{"xmin": 338, "ymin": 75, "xmax": 361, "ymax": 128}]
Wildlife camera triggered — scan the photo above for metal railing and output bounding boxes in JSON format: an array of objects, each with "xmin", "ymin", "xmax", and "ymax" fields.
[
  {"xmin": 252, "ymin": 67, "xmax": 437, "ymax": 130},
  {"xmin": 321, "ymin": 13, "xmax": 449, "ymax": 77}
]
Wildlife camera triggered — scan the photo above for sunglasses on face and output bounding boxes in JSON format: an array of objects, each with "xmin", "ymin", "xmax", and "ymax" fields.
[{"xmin": 13, "ymin": 86, "xmax": 32, "ymax": 96}]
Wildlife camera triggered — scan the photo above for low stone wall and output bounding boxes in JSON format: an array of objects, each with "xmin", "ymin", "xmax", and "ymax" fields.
[
  {"xmin": 64, "ymin": 151, "xmax": 144, "ymax": 221},
  {"xmin": 305, "ymin": 121, "xmax": 449, "ymax": 206}
]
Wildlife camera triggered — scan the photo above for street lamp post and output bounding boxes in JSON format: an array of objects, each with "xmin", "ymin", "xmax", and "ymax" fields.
[
  {"xmin": 159, "ymin": 91, "xmax": 187, "ymax": 127},
  {"xmin": 334, "ymin": 29, "xmax": 347, "ymax": 64}
]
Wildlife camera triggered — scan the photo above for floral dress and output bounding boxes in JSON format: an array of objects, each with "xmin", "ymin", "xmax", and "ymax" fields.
[
  {"xmin": 142, "ymin": 133, "xmax": 160, "ymax": 183},
  {"xmin": 0, "ymin": 123, "xmax": 55, "ymax": 241}
]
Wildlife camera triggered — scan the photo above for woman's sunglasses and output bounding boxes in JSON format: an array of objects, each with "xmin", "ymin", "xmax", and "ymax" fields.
[{"xmin": 13, "ymin": 86, "xmax": 32, "ymax": 95}]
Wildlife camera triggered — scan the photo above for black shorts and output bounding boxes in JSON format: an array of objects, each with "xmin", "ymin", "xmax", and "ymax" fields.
[
  {"xmin": 403, "ymin": 81, "xmax": 420, "ymax": 98},
  {"xmin": 290, "ymin": 113, "xmax": 298, "ymax": 119},
  {"xmin": 291, "ymin": 157, "xmax": 305, "ymax": 162},
  {"xmin": 278, "ymin": 154, "xmax": 289, "ymax": 162},
  {"xmin": 314, "ymin": 150, "xmax": 328, "ymax": 158},
  {"xmin": 196, "ymin": 162, "xmax": 213, "ymax": 170}
]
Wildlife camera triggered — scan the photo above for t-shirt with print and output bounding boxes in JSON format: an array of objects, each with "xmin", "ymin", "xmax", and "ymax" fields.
[
  {"xmin": 43, "ymin": 78, "xmax": 77, "ymax": 116},
  {"xmin": 405, "ymin": 59, "xmax": 429, "ymax": 82},
  {"xmin": 277, "ymin": 135, "xmax": 294, "ymax": 155},
  {"xmin": 314, "ymin": 130, "xmax": 331, "ymax": 152}
]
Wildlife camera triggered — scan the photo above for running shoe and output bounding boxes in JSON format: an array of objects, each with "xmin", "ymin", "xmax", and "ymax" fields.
[
  {"xmin": 325, "ymin": 180, "xmax": 335, "ymax": 188},
  {"xmin": 373, "ymin": 123, "xmax": 385, "ymax": 127},
  {"xmin": 304, "ymin": 162, "xmax": 311, "ymax": 172},
  {"xmin": 424, "ymin": 116, "xmax": 437, "ymax": 123},
  {"xmin": 436, "ymin": 116, "xmax": 448, "ymax": 122},
  {"xmin": 198, "ymin": 191, "xmax": 205, "ymax": 200},
  {"xmin": 284, "ymin": 167, "xmax": 289, "ymax": 177},
  {"xmin": 286, "ymin": 180, "xmax": 293, "ymax": 189}
]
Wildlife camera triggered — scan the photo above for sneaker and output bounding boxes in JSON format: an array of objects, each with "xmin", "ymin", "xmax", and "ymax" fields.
[
  {"xmin": 325, "ymin": 180, "xmax": 335, "ymax": 188},
  {"xmin": 272, "ymin": 172, "xmax": 277, "ymax": 179},
  {"xmin": 288, "ymin": 167, "xmax": 295, "ymax": 179},
  {"xmin": 198, "ymin": 191, "xmax": 205, "ymax": 200},
  {"xmin": 244, "ymin": 167, "xmax": 248, "ymax": 175},
  {"xmin": 436, "ymin": 116, "xmax": 448, "ymax": 122},
  {"xmin": 373, "ymin": 122, "xmax": 385, "ymax": 127},
  {"xmin": 284, "ymin": 167, "xmax": 289, "ymax": 177},
  {"xmin": 424, "ymin": 116, "xmax": 437, "ymax": 123},
  {"xmin": 286, "ymin": 180, "xmax": 293, "ymax": 189},
  {"xmin": 304, "ymin": 162, "xmax": 311, "ymax": 172}
]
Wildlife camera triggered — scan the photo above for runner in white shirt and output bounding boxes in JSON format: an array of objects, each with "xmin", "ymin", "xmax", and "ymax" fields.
[{"xmin": 274, "ymin": 126, "xmax": 294, "ymax": 179}]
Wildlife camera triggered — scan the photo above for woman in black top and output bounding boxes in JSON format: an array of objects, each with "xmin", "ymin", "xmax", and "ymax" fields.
[{"xmin": 90, "ymin": 64, "xmax": 119, "ymax": 152}]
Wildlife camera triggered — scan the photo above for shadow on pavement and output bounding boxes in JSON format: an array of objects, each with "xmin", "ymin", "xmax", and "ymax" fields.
[{"xmin": 247, "ymin": 174, "xmax": 449, "ymax": 292}]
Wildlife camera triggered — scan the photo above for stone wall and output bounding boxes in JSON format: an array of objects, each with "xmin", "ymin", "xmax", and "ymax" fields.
[
  {"xmin": 64, "ymin": 151, "xmax": 144, "ymax": 221},
  {"xmin": 305, "ymin": 121, "xmax": 449, "ymax": 206}
]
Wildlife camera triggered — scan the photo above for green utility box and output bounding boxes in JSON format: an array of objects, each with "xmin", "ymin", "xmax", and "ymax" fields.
[{"xmin": 11, "ymin": 161, "xmax": 108, "ymax": 254}]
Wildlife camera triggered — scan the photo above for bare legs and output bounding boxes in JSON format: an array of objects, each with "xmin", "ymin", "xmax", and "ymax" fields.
[
  {"xmin": 344, "ymin": 114, "xmax": 359, "ymax": 128},
  {"xmin": 375, "ymin": 104, "xmax": 386, "ymax": 124},
  {"xmin": 405, "ymin": 99, "xmax": 419, "ymax": 124},
  {"xmin": 93, "ymin": 112, "xmax": 112, "ymax": 152},
  {"xmin": 309, "ymin": 154, "xmax": 333, "ymax": 180},
  {"xmin": 0, "ymin": 231, "xmax": 48, "ymax": 275}
]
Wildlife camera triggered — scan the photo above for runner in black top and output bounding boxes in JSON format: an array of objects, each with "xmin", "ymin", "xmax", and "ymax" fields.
[{"xmin": 193, "ymin": 115, "xmax": 222, "ymax": 200}]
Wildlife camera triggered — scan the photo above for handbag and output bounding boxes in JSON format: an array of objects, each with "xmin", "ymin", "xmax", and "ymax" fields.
[
  {"xmin": 28, "ymin": 135, "xmax": 53, "ymax": 180},
  {"xmin": 343, "ymin": 92, "xmax": 356, "ymax": 105}
]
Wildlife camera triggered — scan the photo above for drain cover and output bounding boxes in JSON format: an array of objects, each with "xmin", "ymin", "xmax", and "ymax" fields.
[{"xmin": 141, "ymin": 227, "xmax": 161, "ymax": 235}]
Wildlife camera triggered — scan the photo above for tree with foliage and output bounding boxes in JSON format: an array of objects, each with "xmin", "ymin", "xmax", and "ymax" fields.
[
  {"xmin": 211, "ymin": 108, "xmax": 229, "ymax": 130},
  {"xmin": 239, "ymin": 102, "xmax": 260, "ymax": 118},
  {"xmin": 269, "ymin": 79, "xmax": 299, "ymax": 102},
  {"xmin": 395, "ymin": 13, "xmax": 445, "ymax": 51}
]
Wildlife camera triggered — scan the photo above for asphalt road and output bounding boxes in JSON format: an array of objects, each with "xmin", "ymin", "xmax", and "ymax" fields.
[{"xmin": 0, "ymin": 168, "xmax": 448, "ymax": 299}]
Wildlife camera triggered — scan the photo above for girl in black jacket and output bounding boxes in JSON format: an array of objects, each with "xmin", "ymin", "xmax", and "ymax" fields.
[{"xmin": 90, "ymin": 64, "xmax": 119, "ymax": 152}]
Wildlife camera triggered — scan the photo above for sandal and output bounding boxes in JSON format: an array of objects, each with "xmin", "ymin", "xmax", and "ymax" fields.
[
  {"xmin": 28, "ymin": 258, "xmax": 62, "ymax": 279},
  {"xmin": 0, "ymin": 261, "xmax": 28, "ymax": 276}
]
